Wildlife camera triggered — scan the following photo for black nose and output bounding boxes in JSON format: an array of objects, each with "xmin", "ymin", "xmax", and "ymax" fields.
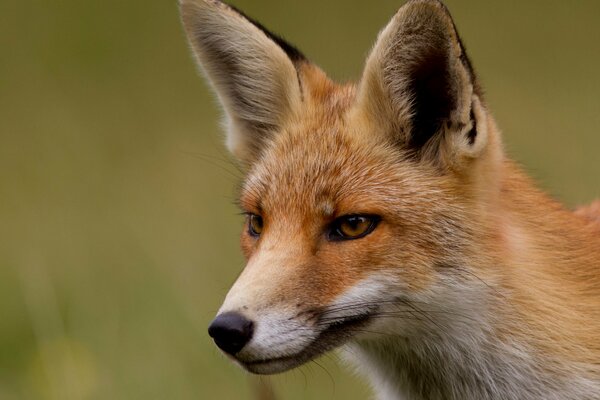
[{"xmin": 208, "ymin": 312, "xmax": 254, "ymax": 355}]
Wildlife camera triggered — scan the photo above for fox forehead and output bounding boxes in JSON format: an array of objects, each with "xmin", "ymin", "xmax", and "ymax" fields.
[
  {"xmin": 240, "ymin": 114, "xmax": 399, "ymax": 218},
  {"xmin": 241, "ymin": 113, "xmax": 440, "ymax": 221}
]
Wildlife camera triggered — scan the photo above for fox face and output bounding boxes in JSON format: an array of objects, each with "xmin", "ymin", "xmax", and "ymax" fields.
[
  {"xmin": 227, "ymin": 114, "xmax": 478, "ymax": 374},
  {"xmin": 180, "ymin": 1, "xmax": 600, "ymax": 397},
  {"xmin": 181, "ymin": 0, "xmax": 495, "ymax": 375}
]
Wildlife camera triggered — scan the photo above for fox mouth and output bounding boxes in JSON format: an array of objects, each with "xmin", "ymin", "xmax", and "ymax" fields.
[{"xmin": 238, "ymin": 312, "xmax": 373, "ymax": 374}]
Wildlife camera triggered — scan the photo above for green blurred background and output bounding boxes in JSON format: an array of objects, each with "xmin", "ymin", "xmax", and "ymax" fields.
[{"xmin": 1, "ymin": 0, "xmax": 598, "ymax": 399}]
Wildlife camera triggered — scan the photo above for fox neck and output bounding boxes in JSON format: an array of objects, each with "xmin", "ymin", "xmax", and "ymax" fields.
[{"xmin": 343, "ymin": 327, "xmax": 596, "ymax": 400}]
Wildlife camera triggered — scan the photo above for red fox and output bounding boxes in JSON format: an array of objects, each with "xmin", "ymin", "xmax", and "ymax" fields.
[{"xmin": 180, "ymin": 0, "xmax": 600, "ymax": 398}]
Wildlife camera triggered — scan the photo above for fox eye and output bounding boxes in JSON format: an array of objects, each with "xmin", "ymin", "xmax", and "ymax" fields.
[
  {"xmin": 247, "ymin": 214, "xmax": 263, "ymax": 237},
  {"xmin": 329, "ymin": 215, "xmax": 380, "ymax": 241}
]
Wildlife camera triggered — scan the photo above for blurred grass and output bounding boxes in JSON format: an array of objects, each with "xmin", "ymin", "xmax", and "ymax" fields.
[{"xmin": 0, "ymin": 0, "xmax": 598, "ymax": 399}]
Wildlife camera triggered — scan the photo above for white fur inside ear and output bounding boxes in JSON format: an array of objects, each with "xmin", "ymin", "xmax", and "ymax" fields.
[
  {"xmin": 432, "ymin": 94, "xmax": 489, "ymax": 169},
  {"xmin": 461, "ymin": 95, "xmax": 488, "ymax": 158},
  {"xmin": 223, "ymin": 115, "xmax": 253, "ymax": 162}
]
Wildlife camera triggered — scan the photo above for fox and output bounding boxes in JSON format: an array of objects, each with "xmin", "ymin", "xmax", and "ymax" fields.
[{"xmin": 179, "ymin": 0, "xmax": 600, "ymax": 399}]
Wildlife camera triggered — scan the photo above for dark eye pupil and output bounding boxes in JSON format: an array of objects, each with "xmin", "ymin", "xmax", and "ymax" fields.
[{"xmin": 347, "ymin": 217, "xmax": 364, "ymax": 229}]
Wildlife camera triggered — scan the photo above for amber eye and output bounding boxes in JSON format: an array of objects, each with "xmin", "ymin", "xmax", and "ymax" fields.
[
  {"xmin": 329, "ymin": 215, "xmax": 380, "ymax": 241},
  {"xmin": 247, "ymin": 214, "xmax": 263, "ymax": 237}
]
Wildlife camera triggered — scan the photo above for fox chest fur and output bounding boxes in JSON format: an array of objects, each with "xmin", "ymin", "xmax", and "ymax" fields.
[{"xmin": 179, "ymin": 0, "xmax": 600, "ymax": 399}]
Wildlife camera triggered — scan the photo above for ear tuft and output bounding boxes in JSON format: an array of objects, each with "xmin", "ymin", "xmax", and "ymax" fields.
[{"xmin": 180, "ymin": 0, "xmax": 304, "ymax": 164}]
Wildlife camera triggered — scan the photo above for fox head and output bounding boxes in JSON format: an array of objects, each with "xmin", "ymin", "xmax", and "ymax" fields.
[{"xmin": 181, "ymin": 0, "xmax": 503, "ymax": 374}]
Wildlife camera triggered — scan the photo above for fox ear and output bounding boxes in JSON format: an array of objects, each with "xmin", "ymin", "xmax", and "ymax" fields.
[
  {"xmin": 357, "ymin": 0, "xmax": 487, "ymax": 166},
  {"xmin": 180, "ymin": 0, "xmax": 304, "ymax": 164}
]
